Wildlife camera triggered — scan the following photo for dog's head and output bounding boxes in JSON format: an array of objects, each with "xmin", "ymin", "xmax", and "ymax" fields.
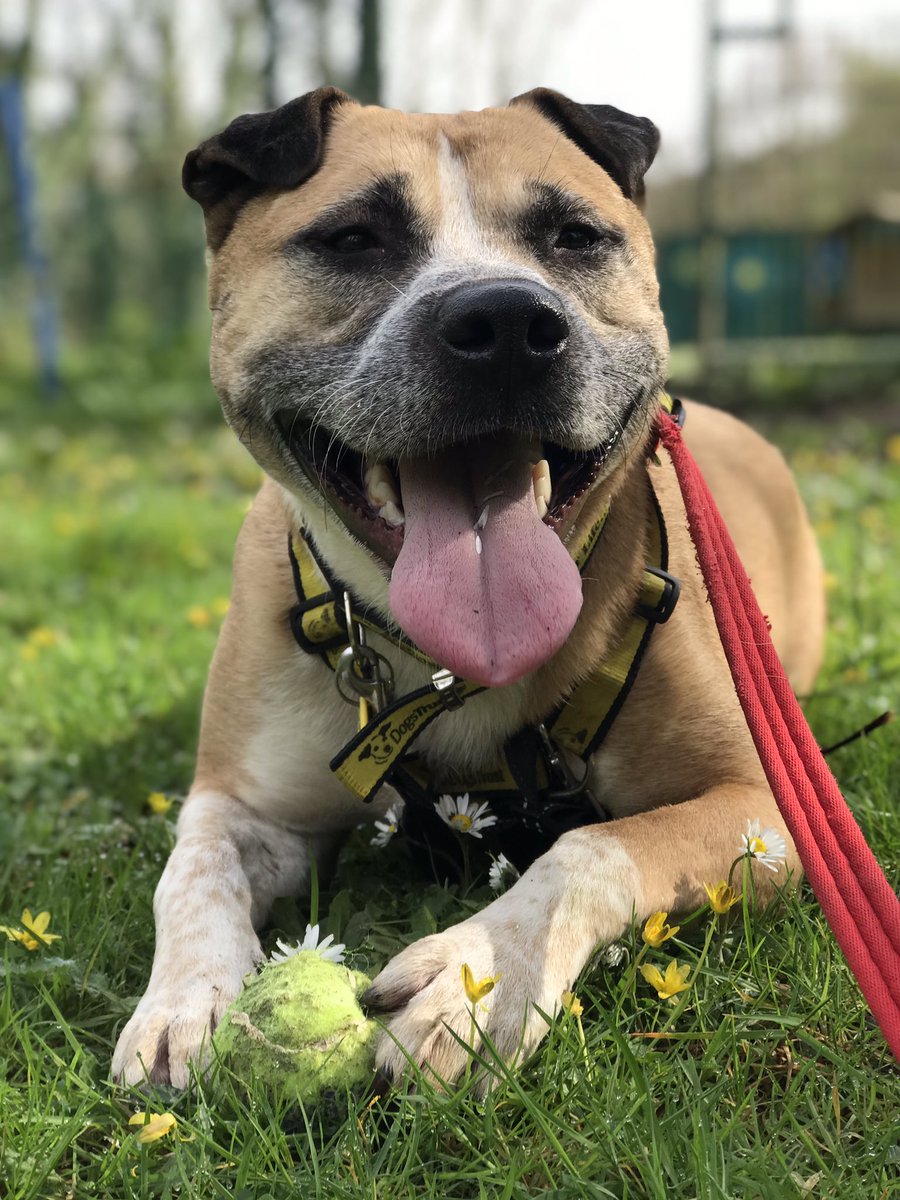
[{"xmin": 185, "ymin": 88, "xmax": 667, "ymax": 687}]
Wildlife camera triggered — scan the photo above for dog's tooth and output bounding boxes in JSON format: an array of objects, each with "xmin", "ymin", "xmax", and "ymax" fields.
[
  {"xmin": 365, "ymin": 463, "xmax": 400, "ymax": 508},
  {"xmin": 532, "ymin": 459, "xmax": 552, "ymax": 512},
  {"xmin": 380, "ymin": 500, "xmax": 405, "ymax": 527}
]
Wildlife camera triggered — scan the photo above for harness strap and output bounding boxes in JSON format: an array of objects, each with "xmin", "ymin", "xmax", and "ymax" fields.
[
  {"xmin": 288, "ymin": 397, "xmax": 681, "ymax": 806},
  {"xmin": 288, "ymin": 535, "xmax": 438, "ymax": 671},
  {"xmin": 549, "ymin": 487, "xmax": 678, "ymax": 758},
  {"xmin": 329, "ymin": 678, "xmax": 486, "ymax": 803}
]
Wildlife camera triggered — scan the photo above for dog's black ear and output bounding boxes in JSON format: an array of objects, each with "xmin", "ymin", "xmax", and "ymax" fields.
[
  {"xmin": 183, "ymin": 86, "xmax": 353, "ymax": 249},
  {"xmin": 511, "ymin": 88, "xmax": 659, "ymax": 201}
]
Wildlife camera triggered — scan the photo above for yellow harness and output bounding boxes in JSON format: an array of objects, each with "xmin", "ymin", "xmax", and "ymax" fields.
[{"xmin": 287, "ymin": 397, "xmax": 683, "ymax": 861}]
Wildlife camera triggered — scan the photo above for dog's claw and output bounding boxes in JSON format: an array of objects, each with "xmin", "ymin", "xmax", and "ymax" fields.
[{"xmin": 362, "ymin": 950, "xmax": 445, "ymax": 1012}]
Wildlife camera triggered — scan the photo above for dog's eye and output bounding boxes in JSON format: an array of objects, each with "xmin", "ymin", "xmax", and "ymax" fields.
[
  {"xmin": 554, "ymin": 224, "xmax": 603, "ymax": 250},
  {"xmin": 324, "ymin": 226, "xmax": 380, "ymax": 255}
]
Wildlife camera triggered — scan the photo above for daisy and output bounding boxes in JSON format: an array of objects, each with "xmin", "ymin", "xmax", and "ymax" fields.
[
  {"xmin": 371, "ymin": 802, "xmax": 403, "ymax": 848},
  {"xmin": 434, "ymin": 793, "xmax": 498, "ymax": 839},
  {"xmin": 741, "ymin": 819, "xmax": 787, "ymax": 872},
  {"xmin": 268, "ymin": 922, "xmax": 345, "ymax": 965},
  {"xmin": 598, "ymin": 942, "xmax": 628, "ymax": 969},
  {"xmin": 488, "ymin": 853, "xmax": 519, "ymax": 892}
]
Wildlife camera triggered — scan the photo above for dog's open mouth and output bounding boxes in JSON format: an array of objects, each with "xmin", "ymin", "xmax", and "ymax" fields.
[{"xmin": 275, "ymin": 411, "xmax": 631, "ymax": 686}]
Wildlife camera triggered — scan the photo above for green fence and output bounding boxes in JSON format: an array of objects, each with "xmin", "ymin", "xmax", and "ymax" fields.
[{"xmin": 657, "ymin": 217, "xmax": 900, "ymax": 344}]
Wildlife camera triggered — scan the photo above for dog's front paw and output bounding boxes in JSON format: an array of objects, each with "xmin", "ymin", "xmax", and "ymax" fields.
[
  {"xmin": 112, "ymin": 969, "xmax": 251, "ymax": 1088},
  {"xmin": 363, "ymin": 899, "xmax": 577, "ymax": 1087}
]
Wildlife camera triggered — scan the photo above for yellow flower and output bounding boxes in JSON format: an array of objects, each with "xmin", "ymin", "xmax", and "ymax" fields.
[
  {"xmin": 212, "ymin": 597, "xmax": 231, "ymax": 617},
  {"xmin": 461, "ymin": 962, "xmax": 500, "ymax": 1005},
  {"xmin": 642, "ymin": 911, "xmax": 680, "ymax": 947},
  {"xmin": 0, "ymin": 924, "xmax": 34, "ymax": 949},
  {"xmin": 29, "ymin": 627, "xmax": 58, "ymax": 648},
  {"xmin": 859, "ymin": 507, "xmax": 881, "ymax": 531},
  {"xmin": 22, "ymin": 909, "xmax": 61, "ymax": 947},
  {"xmin": 1, "ymin": 909, "xmax": 61, "ymax": 950},
  {"xmin": 53, "ymin": 513, "xmax": 79, "ymax": 537},
  {"xmin": 147, "ymin": 792, "xmax": 173, "ymax": 815},
  {"xmin": 704, "ymin": 880, "xmax": 741, "ymax": 914},
  {"xmin": 186, "ymin": 605, "xmax": 211, "ymax": 628},
  {"xmin": 129, "ymin": 1111, "xmax": 177, "ymax": 1144},
  {"xmin": 640, "ymin": 959, "xmax": 692, "ymax": 1005},
  {"xmin": 561, "ymin": 990, "xmax": 583, "ymax": 1018},
  {"xmin": 19, "ymin": 644, "xmax": 39, "ymax": 662}
]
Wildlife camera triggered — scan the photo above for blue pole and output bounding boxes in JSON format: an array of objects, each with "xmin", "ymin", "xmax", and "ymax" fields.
[{"xmin": 0, "ymin": 75, "xmax": 60, "ymax": 394}]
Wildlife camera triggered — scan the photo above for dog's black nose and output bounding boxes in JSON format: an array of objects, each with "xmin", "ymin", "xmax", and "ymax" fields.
[{"xmin": 436, "ymin": 281, "xmax": 569, "ymax": 377}]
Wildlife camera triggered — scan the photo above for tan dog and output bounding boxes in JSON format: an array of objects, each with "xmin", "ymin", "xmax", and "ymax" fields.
[{"xmin": 112, "ymin": 88, "xmax": 824, "ymax": 1089}]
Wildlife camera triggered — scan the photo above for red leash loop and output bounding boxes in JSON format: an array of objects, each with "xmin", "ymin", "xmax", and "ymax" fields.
[{"xmin": 659, "ymin": 413, "xmax": 900, "ymax": 1061}]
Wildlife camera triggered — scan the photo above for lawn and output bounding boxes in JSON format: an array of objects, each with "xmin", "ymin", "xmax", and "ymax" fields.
[{"xmin": 1, "ymin": 360, "xmax": 898, "ymax": 1199}]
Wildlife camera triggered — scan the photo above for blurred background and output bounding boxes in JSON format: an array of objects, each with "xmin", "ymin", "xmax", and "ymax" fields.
[{"xmin": 2, "ymin": 0, "xmax": 900, "ymax": 408}]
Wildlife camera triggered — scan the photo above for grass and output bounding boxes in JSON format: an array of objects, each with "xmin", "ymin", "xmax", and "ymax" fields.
[{"xmin": 1, "ymin": 366, "xmax": 898, "ymax": 1199}]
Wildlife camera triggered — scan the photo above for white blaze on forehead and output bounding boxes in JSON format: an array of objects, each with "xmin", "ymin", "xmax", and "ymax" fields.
[{"xmin": 434, "ymin": 134, "xmax": 494, "ymax": 260}]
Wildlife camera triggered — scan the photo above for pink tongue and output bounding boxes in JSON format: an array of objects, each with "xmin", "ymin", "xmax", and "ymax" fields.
[{"xmin": 389, "ymin": 435, "xmax": 583, "ymax": 687}]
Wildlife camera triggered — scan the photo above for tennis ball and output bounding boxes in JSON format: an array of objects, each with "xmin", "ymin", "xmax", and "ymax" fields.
[{"xmin": 212, "ymin": 951, "xmax": 377, "ymax": 1105}]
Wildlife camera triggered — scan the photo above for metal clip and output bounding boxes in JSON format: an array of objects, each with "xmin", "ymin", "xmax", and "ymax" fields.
[
  {"xmin": 536, "ymin": 722, "xmax": 594, "ymax": 802},
  {"xmin": 431, "ymin": 667, "xmax": 464, "ymax": 711},
  {"xmin": 334, "ymin": 592, "xmax": 394, "ymax": 716}
]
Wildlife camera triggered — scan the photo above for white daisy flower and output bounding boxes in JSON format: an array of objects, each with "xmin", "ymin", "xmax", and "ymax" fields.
[
  {"xmin": 268, "ymin": 922, "xmax": 345, "ymax": 965},
  {"xmin": 371, "ymin": 802, "xmax": 403, "ymax": 848},
  {"xmin": 741, "ymin": 819, "xmax": 787, "ymax": 872},
  {"xmin": 488, "ymin": 853, "xmax": 519, "ymax": 892},
  {"xmin": 434, "ymin": 793, "xmax": 498, "ymax": 839},
  {"xmin": 598, "ymin": 941, "xmax": 628, "ymax": 969}
]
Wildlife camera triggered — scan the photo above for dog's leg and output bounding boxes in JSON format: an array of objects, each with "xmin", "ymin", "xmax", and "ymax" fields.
[
  {"xmin": 365, "ymin": 783, "xmax": 799, "ymax": 1085},
  {"xmin": 112, "ymin": 790, "xmax": 334, "ymax": 1087}
]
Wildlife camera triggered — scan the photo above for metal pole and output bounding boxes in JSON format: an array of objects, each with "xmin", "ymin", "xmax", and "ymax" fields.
[
  {"xmin": 697, "ymin": 0, "xmax": 724, "ymax": 380},
  {"xmin": 0, "ymin": 75, "xmax": 60, "ymax": 395},
  {"xmin": 695, "ymin": 0, "xmax": 794, "ymax": 385}
]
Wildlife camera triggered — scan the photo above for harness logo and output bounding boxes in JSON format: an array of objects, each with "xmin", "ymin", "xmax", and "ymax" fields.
[
  {"xmin": 357, "ymin": 722, "xmax": 395, "ymax": 766},
  {"xmin": 356, "ymin": 703, "xmax": 434, "ymax": 767}
]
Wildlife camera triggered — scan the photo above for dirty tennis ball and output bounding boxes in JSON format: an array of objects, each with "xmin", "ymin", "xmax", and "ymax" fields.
[{"xmin": 212, "ymin": 951, "xmax": 377, "ymax": 1105}]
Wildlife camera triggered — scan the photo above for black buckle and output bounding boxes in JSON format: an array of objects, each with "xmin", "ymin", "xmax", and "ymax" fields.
[
  {"xmin": 535, "ymin": 723, "xmax": 610, "ymax": 824},
  {"xmin": 670, "ymin": 396, "xmax": 686, "ymax": 427},
  {"xmin": 288, "ymin": 594, "xmax": 348, "ymax": 655},
  {"xmin": 637, "ymin": 567, "xmax": 680, "ymax": 624}
]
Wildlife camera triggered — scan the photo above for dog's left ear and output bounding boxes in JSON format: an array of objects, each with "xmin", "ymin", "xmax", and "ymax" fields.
[
  {"xmin": 511, "ymin": 88, "xmax": 660, "ymax": 202},
  {"xmin": 183, "ymin": 86, "xmax": 353, "ymax": 250}
]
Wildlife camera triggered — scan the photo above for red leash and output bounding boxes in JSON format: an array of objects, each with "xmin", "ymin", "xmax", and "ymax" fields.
[{"xmin": 659, "ymin": 413, "xmax": 900, "ymax": 1060}]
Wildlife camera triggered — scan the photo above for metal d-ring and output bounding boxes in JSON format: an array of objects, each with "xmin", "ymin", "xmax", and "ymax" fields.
[{"xmin": 334, "ymin": 592, "xmax": 394, "ymax": 713}]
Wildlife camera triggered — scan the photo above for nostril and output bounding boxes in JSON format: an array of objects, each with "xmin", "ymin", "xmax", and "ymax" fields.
[
  {"xmin": 442, "ymin": 313, "xmax": 495, "ymax": 354},
  {"xmin": 527, "ymin": 308, "xmax": 568, "ymax": 353}
]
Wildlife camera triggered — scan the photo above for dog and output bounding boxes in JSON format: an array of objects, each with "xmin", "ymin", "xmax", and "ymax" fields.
[{"xmin": 112, "ymin": 87, "xmax": 825, "ymax": 1089}]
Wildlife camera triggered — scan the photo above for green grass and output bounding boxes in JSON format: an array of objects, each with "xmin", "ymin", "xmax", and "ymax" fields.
[{"xmin": 1, "ymin": 370, "xmax": 898, "ymax": 1199}]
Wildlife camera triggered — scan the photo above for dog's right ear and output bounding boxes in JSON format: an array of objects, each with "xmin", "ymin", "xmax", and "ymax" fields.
[{"xmin": 183, "ymin": 86, "xmax": 352, "ymax": 250}]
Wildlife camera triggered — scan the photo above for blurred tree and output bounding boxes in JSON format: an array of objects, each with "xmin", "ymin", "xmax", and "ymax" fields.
[
  {"xmin": 354, "ymin": 0, "xmax": 381, "ymax": 103},
  {"xmin": 648, "ymin": 49, "xmax": 900, "ymax": 237}
]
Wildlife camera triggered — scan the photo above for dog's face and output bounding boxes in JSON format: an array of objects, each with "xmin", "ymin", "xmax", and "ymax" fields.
[{"xmin": 185, "ymin": 88, "xmax": 668, "ymax": 686}]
